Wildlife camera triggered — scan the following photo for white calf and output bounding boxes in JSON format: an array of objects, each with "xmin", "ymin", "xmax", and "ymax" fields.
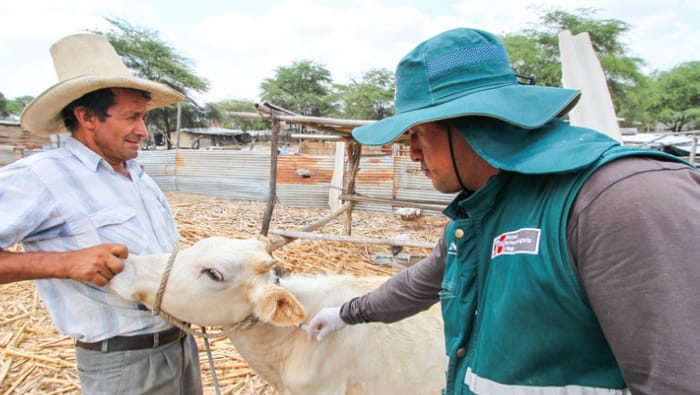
[{"xmin": 110, "ymin": 236, "xmax": 445, "ymax": 395}]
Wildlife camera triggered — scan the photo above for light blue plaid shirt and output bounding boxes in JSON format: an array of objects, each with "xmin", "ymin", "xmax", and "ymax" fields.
[{"xmin": 0, "ymin": 137, "xmax": 179, "ymax": 342}]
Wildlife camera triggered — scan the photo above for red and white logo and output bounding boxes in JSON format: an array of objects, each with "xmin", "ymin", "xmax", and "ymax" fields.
[{"xmin": 492, "ymin": 228, "xmax": 541, "ymax": 258}]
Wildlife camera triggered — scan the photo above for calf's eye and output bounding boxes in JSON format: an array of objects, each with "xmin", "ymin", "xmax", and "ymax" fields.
[{"xmin": 201, "ymin": 268, "xmax": 224, "ymax": 282}]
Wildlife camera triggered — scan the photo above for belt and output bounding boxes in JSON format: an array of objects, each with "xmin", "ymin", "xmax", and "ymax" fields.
[{"xmin": 75, "ymin": 326, "xmax": 185, "ymax": 352}]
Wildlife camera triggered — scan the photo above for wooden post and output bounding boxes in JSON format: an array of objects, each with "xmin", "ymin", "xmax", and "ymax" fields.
[
  {"xmin": 328, "ymin": 141, "xmax": 345, "ymax": 211},
  {"xmin": 269, "ymin": 201, "xmax": 354, "ymax": 250},
  {"xmin": 175, "ymin": 102, "xmax": 182, "ymax": 150},
  {"xmin": 269, "ymin": 229, "xmax": 434, "ymax": 249},
  {"xmin": 343, "ymin": 141, "xmax": 362, "ymax": 235},
  {"xmin": 261, "ymin": 116, "xmax": 281, "ymax": 236}
]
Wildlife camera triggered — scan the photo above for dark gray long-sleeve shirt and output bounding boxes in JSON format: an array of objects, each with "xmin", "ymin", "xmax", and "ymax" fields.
[{"xmin": 340, "ymin": 156, "xmax": 700, "ymax": 394}]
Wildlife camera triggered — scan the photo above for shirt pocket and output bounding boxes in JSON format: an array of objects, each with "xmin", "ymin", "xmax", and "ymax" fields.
[{"xmin": 90, "ymin": 207, "xmax": 146, "ymax": 252}]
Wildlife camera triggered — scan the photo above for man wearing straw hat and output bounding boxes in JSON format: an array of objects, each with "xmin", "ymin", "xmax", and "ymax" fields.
[
  {"xmin": 0, "ymin": 33, "xmax": 202, "ymax": 394},
  {"xmin": 305, "ymin": 28, "xmax": 700, "ymax": 394}
]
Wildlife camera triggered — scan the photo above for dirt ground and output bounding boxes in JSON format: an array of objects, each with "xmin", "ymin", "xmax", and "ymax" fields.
[{"xmin": 0, "ymin": 192, "xmax": 447, "ymax": 394}]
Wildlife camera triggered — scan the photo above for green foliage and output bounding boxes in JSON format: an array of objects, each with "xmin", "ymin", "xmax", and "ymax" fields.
[
  {"xmin": 7, "ymin": 11, "xmax": 691, "ymax": 134},
  {"xmin": 503, "ymin": 8, "xmax": 648, "ymax": 127},
  {"xmin": 214, "ymin": 99, "xmax": 271, "ymax": 130},
  {"xmin": 6, "ymin": 96, "xmax": 33, "ymax": 115},
  {"xmin": 502, "ymin": 33, "xmax": 562, "ymax": 87},
  {"xmin": 334, "ymin": 68, "xmax": 395, "ymax": 120},
  {"xmin": 184, "ymin": 101, "xmax": 223, "ymax": 126},
  {"xmin": 259, "ymin": 60, "xmax": 336, "ymax": 116},
  {"xmin": 94, "ymin": 18, "xmax": 210, "ymax": 133},
  {"xmin": 0, "ymin": 92, "xmax": 7, "ymax": 118},
  {"xmin": 619, "ymin": 75, "xmax": 656, "ymax": 131},
  {"xmin": 647, "ymin": 61, "xmax": 700, "ymax": 131},
  {"xmin": 0, "ymin": 94, "xmax": 33, "ymax": 119},
  {"xmin": 98, "ymin": 18, "xmax": 208, "ymax": 96}
]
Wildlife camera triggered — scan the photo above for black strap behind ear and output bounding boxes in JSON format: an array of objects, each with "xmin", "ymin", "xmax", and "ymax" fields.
[{"xmin": 447, "ymin": 124, "xmax": 468, "ymax": 191}]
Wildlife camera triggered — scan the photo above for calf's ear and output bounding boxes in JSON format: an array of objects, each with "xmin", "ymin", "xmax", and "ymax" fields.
[{"xmin": 254, "ymin": 285, "xmax": 306, "ymax": 326}]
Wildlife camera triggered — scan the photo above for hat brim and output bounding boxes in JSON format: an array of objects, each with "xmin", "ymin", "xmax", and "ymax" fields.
[
  {"xmin": 454, "ymin": 117, "xmax": 618, "ymax": 174},
  {"xmin": 352, "ymin": 84, "xmax": 581, "ymax": 146},
  {"xmin": 20, "ymin": 76, "xmax": 185, "ymax": 136}
]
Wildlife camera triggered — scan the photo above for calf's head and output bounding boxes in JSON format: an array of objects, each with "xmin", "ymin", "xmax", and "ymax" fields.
[{"xmin": 111, "ymin": 236, "xmax": 305, "ymax": 327}]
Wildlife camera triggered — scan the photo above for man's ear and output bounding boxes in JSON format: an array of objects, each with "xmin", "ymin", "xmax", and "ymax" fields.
[
  {"xmin": 254, "ymin": 285, "xmax": 306, "ymax": 326},
  {"xmin": 74, "ymin": 106, "xmax": 97, "ymax": 130}
]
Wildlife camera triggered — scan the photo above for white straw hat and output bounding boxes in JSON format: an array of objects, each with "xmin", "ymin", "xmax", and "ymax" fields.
[{"xmin": 20, "ymin": 33, "xmax": 185, "ymax": 136}]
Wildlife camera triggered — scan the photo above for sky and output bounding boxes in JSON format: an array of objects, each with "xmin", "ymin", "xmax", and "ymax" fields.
[{"xmin": 1, "ymin": 0, "xmax": 699, "ymax": 105}]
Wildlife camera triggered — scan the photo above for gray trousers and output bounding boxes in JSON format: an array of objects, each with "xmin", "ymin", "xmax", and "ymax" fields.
[{"xmin": 75, "ymin": 334, "xmax": 203, "ymax": 395}]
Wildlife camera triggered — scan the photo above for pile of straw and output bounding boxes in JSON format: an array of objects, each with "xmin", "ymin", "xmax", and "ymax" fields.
[{"xmin": 0, "ymin": 192, "xmax": 446, "ymax": 394}]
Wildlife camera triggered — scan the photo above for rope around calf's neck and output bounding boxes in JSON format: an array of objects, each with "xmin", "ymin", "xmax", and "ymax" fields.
[
  {"xmin": 152, "ymin": 247, "xmax": 179, "ymax": 316},
  {"xmin": 153, "ymin": 247, "xmax": 224, "ymax": 395},
  {"xmin": 152, "ymin": 247, "xmax": 229, "ymax": 339}
]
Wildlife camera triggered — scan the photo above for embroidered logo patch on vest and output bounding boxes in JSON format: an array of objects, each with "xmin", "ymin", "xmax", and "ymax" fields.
[
  {"xmin": 492, "ymin": 228, "xmax": 541, "ymax": 258},
  {"xmin": 447, "ymin": 241, "xmax": 458, "ymax": 256}
]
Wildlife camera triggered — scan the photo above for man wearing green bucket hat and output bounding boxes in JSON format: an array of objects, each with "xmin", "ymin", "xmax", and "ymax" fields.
[{"xmin": 305, "ymin": 28, "xmax": 700, "ymax": 394}]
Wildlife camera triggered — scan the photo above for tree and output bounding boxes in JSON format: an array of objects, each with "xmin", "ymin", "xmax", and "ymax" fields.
[
  {"xmin": 334, "ymin": 68, "xmax": 395, "ymax": 120},
  {"xmin": 95, "ymin": 18, "xmax": 210, "ymax": 137},
  {"xmin": 647, "ymin": 61, "xmax": 700, "ymax": 132},
  {"xmin": 214, "ymin": 99, "xmax": 271, "ymax": 131},
  {"xmin": 6, "ymin": 96, "xmax": 33, "ymax": 116},
  {"xmin": 0, "ymin": 94, "xmax": 33, "ymax": 120},
  {"xmin": 502, "ymin": 8, "xmax": 645, "ymax": 126},
  {"xmin": 0, "ymin": 92, "xmax": 7, "ymax": 119},
  {"xmin": 259, "ymin": 60, "xmax": 335, "ymax": 117},
  {"xmin": 502, "ymin": 28, "xmax": 563, "ymax": 88},
  {"xmin": 622, "ymin": 75, "xmax": 656, "ymax": 132}
]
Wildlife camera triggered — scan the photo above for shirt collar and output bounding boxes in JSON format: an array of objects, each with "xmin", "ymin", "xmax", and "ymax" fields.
[
  {"xmin": 443, "ymin": 172, "xmax": 512, "ymax": 220},
  {"xmin": 65, "ymin": 136, "xmax": 144, "ymax": 177}
]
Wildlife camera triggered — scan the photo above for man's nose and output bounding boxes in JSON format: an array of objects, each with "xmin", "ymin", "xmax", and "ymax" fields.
[
  {"xmin": 134, "ymin": 120, "xmax": 149, "ymax": 137},
  {"xmin": 409, "ymin": 141, "xmax": 422, "ymax": 162}
]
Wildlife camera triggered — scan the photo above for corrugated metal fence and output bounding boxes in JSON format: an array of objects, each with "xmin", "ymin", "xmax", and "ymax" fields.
[{"xmin": 138, "ymin": 150, "xmax": 456, "ymax": 213}]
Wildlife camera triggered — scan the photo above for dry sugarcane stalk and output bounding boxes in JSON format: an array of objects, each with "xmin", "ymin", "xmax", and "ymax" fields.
[
  {"xmin": 0, "ymin": 192, "xmax": 448, "ymax": 395},
  {"xmin": 0, "ymin": 314, "xmax": 31, "ymax": 327},
  {"xmin": 2, "ymin": 364, "xmax": 35, "ymax": 395},
  {"xmin": 0, "ymin": 320, "xmax": 31, "ymax": 386},
  {"xmin": 2, "ymin": 348, "xmax": 74, "ymax": 368}
]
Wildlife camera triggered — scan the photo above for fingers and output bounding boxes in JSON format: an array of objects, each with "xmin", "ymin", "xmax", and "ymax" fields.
[
  {"xmin": 93, "ymin": 271, "xmax": 110, "ymax": 287},
  {"xmin": 303, "ymin": 319, "xmax": 330, "ymax": 341},
  {"xmin": 304, "ymin": 306, "xmax": 345, "ymax": 341},
  {"xmin": 299, "ymin": 323, "xmax": 315, "ymax": 341},
  {"xmin": 95, "ymin": 245, "xmax": 126, "ymax": 282},
  {"xmin": 110, "ymin": 244, "xmax": 129, "ymax": 259},
  {"xmin": 71, "ymin": 244, "xmax": 128, "ymax": 286},
  {"xmin": 316, "ymin": 327, "xmax": 329, "ymax": 342},
  {"xmin": 301, "ymin": 321, "xmax": 322, "ymax": 341},
  {"xmin": 301, "ymin": 322, "xmax": 316, "ymax": 341},
  {"xmin": 106, "ymin": 250, "xmax": 125, "ymax": 275}
]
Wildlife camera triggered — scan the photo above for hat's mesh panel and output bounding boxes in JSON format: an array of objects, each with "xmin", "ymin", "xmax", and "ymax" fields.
[{"xmin": 426, "ymin": 45, "xmax": 508, "ymax": 77}]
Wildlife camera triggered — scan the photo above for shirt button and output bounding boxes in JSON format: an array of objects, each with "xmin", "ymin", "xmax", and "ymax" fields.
[
  {"xmin": 456, "ymin": 348, "xmax": 466, "ymax": 358},
  {"xmin": 454, "ymin": 229, "xmax": 464, "ymax": 238}
]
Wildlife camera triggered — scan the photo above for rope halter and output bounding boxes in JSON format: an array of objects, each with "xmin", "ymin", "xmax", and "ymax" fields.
[{"xmin": 151, "ymin": 247, "xmax": 230, "ymax": 339}]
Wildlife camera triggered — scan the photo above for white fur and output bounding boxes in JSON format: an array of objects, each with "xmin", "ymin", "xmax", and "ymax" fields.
[{"xmin": 110, "ymin": 236, "xmax": 445, "ymax": 395}]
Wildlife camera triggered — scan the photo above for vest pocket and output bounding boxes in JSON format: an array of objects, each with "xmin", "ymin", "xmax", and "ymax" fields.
[{"xmin": 439, "ymin": 287, "xmax": 461, "ymax": 355}]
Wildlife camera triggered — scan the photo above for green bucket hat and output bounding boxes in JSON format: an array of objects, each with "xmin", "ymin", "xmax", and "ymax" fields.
[
  {"xmin": 352, "ymin": 28, "xmax": 581, "ymax": 146},
  {"xmin": 452, "ymin": 117, "xmax": 619, "ymax": 174}
]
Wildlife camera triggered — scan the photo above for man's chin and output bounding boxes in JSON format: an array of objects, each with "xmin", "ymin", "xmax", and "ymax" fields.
[
  {"xmin": 123, "ymin": 146, "xmax": 140, "ymax": 159},
  {"xmin": 432, "ymin": 180, "xmax": 461, "ymax": 194}
]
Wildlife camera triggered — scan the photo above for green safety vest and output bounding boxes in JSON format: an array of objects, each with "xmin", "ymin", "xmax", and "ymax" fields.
[{"xmin": 439, "ymin": 142, "xmax": 687, "ymax": 395}]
